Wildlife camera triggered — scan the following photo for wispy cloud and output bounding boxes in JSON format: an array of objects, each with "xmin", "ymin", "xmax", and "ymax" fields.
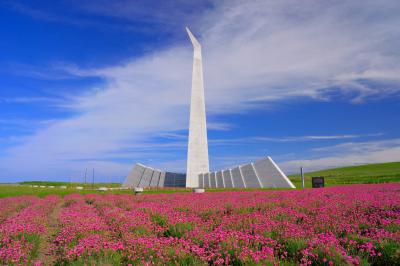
[
  {"xmin": 1, "ymin": 0, "xmax": 400, "ymax": 181},
  {"xmin": 207, "ymin": 122, "xmax": 233, "ymax": 131},
  {"xmin": 0, "ymin": 62, "xmax": 89, "ymax": 80},
  {"xmin": 209, "ymin": 133, "xmax": 383, "ymax": 145},
  {"xmin": 0, "ymin": 118, "xmax": 55, "ymax": 126},
  {"xmin": 281, "ymin": 139, "xmax": 400, "ymax": 173}
]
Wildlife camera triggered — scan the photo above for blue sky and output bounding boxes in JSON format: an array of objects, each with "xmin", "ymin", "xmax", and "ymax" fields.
[{"xmin": 0, "ymin": 0, "xmax": 399, "ymax": 183}]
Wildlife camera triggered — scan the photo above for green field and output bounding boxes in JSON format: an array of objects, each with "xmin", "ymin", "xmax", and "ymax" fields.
[
  {"xmin": 288, "ymin": 161, "xmax": 400, "ymax": 188},
  {"xmin": 19, "ymin": 181, "xmax": 122, "ymax": 188},
  {"xmin": 1, "ymin": 162, "xmax": 399, "ymax": 198},
  {"xmin": 0, "ymin": 184, "xmax": 196, "ymax": 198}
]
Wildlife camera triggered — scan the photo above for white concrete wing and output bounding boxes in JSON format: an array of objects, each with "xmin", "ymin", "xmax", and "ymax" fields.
[
  {"xmin": 122, "ymin": 163, "xmax": 146, "ymax": 188},
  {"xmin": 253, "ymin": 157, "xmax": 295, "ymax": 188},
  {"xmin": 210, "ymin": 172, "xmax": 216, "ymax": 188},
  {"xmin": 231, "ymin": 167, "xmax": 245, "ymax": 188},
  {"xmin": 198, "ymin": 173, "xmax": 204, "ymax": 188},
  {"xmin": 138, "ymin": 167, "xmax": 154, "ymax": 187},
  {"xmin": 240, "ymin": 164, "xmax": 262, "ymax": 188},
  {"xmin": 197, "ymin": 156, "xmax": 295, "ymax": 189},
  {"xmin": 223, "ymin": 170, "xmax": 233, "ymax": 188},
  {"xmin": 150, "ymin": 170, "xmax": 161, "ymax": 187},
  {"xmin": 204, "ymin": 173, "xmax": 210, "ymax": 188},
  {"xmin": 216, "ymin": 171, "xmax": 224, "ymax": 188},
  {"xmin": 123, "ymin": 163, "xmax": 190, "ymax": 188},
  {"xmin": 158, "ymin": 172, "xmax": 166, "ymax": 187}
]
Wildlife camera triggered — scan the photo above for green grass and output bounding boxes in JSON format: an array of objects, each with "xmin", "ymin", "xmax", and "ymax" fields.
[
  {"xmin": 0, "ymin": 185, "xmax": 107, "ymax": 198},
  {"xmin": 19, "ymin": 181, "xmax": 122, "ymax": 188},
  {"xmin": 288, "ymin": 161, "xmax": 400, "ymax": 188},
  {"xmin": 0, "ymin": 184, "xmax": 193, "ymax": 198},
  {"xmin": 1, "ymin": 162, "xmax": 399, "ymax": 198}
]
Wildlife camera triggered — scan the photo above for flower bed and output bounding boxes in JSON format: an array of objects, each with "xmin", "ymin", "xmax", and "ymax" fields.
[
  {"xmin": 0, "ymin": 184, "xmax": 399, "ymax": 265},
  {"xmin": 0, "ymin": 196, "xmax": 36, "ymax": 223},
  {"xmin": 0, "ymin": 195, "xmax": 59, "ymax": 264}
]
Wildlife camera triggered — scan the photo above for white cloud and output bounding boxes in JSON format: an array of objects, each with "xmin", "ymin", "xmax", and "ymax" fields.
[
  {"xmin": 1, "ymin": 0, "xmax": 400, "ymax": 181},
  {"xmin": 281, "ymin": 139, "xmax": 400, "ymax": 173},
  {"xmin": 208, "ymin": 133, "xmax": 382, "ymax": 145}
]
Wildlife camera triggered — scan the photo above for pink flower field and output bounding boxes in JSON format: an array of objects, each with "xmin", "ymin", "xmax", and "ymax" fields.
[{"xmin": 0, "ymin": 184, "xmax": 399, "ymax": 265}]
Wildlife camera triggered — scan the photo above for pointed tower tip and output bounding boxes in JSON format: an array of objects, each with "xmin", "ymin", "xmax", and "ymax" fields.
[{"xmin": 186, "ymin": 27, "xmax": 201, "ymax": 49}]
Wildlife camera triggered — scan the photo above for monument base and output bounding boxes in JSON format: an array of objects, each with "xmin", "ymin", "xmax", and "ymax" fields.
[{"xmin": 193, "ymin": 188, "xmax": 205, "ymax": 193}]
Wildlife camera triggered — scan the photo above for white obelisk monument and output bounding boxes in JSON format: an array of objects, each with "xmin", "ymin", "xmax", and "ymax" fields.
[{"xmin": 186, "ymin": 27, "xmax": 209, "ymax": 188}]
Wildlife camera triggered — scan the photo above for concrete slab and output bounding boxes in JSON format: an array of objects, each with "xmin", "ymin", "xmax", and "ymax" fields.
[
  {"xmin": 240, "ymin": 164, "xmax": 262, "ymax": 188},
  {"xmin": 204, "ymin": 173, "xmax": 210, "ymax": 188},
  {"xmin": 138, "ymin": 167, "xmax": 154, "ymax": 187},
  {"xmin": 231, "ymin": 167, "xmax": 245, "ymax": 188},
  {"xmin": 122, "ymin": 163, "xmax": 146, "ymax": 188},
  {"xmin": 199, "ymin": 173, "xmax": 204, "ymax": 188},
  {"xmin": 158, "ymin": 172, "xmax": 166, "ymax": 187},
  {"xmin": 223, "ymin": 169, "xmax": 233, "ymax": 188},
  {"xmin": 253, "ymin": 157, "xmax": 295, "ymax": 188},
  {"xmin": 216, "ymin": 171, "xmax": 224, "ymax": 188},
  {"xmin": 150, "ymin": 170, "xmax": 161, "ymax": 187},
  {"xmin": 210, "ymin": 172, "xmax": 216, "ymax": 188}
]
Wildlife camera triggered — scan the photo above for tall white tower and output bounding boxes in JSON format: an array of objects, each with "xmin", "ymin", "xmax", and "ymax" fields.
[{"xmin": 186, "ymin": 27, "xmax": 209, "ymax": 188}]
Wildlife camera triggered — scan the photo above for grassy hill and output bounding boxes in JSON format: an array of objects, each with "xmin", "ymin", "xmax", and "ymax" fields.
[
  {"xmin": 19, "ymin": 181, "xmax": 122, "ymax": 188},
  {"xmin": 288, "ymin": 161, "xmax": 400, "ymax": 188}
]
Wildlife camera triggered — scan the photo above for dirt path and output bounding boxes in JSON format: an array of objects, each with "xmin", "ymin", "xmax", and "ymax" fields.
[{"xmin": 36, "ymin": 200, "xmax": 64, "ymax": 266}]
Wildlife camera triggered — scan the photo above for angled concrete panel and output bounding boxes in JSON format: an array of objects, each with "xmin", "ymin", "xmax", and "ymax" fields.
[
  {"xmin": 240, "ymin": 164, "xmax": 262, "ymax": 188},
  {"xmin": 125, "ymin": 155, "xmax": 293, "ymax": 189},
  {"xmin": 149, "ymin": 170, "xmax": 161, "ymax": 187},
  {"xmin": 204, "ymin": 173, "xmax": 210, "ymax": 188},
  {"xmin": 199, "ymin": 173, "xmax": 204, "ymax": 188},
  {"xmin": 223, "ymin": 169, "xmax": 233, "ymax": 188},
  {"xmin": 122, "ymin": 164, "xmax": 146, "ymax": 188},
  {"xmin": 210, "ymin": 172, "xmax": 216, "ymax": 188},
  {"xmin": 158, "ymin": 172, "xmax": 166, "ymax": 187},
  {"xmin": 254, "ymin": 157, "xmax": 295, "ymax": 188},
  {"xmin": 139, "ymin": 167, "xmax": 154, "ymax": 187},
  {"xmin": 230, "ymin": 170, "xmax": 235, "ymax": 188},
  {"xmin": 216, "ymin": 171, "xmax": 224, "ymax": 188},
  {"xmin": 231, "ymin": 167, "xmax": 245, "ymax": 188},
  {"xmin": 214, "ymin": 172, "xmax": 219, "ymax": 187}
]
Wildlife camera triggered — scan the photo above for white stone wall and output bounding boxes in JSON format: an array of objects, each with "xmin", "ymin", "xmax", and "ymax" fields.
[{"xmin": 198, "ymin": 157, "xmax": 296, "ymax": 189}]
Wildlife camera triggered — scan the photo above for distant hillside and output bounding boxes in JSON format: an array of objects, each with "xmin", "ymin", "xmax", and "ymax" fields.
[
  {"xmin": 18, "ymin": 181, "xmax": 121, "ymax": 188},
  {"xmin": 288, "ymin": 161, "xmax": 400, "ymax": 188}
]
